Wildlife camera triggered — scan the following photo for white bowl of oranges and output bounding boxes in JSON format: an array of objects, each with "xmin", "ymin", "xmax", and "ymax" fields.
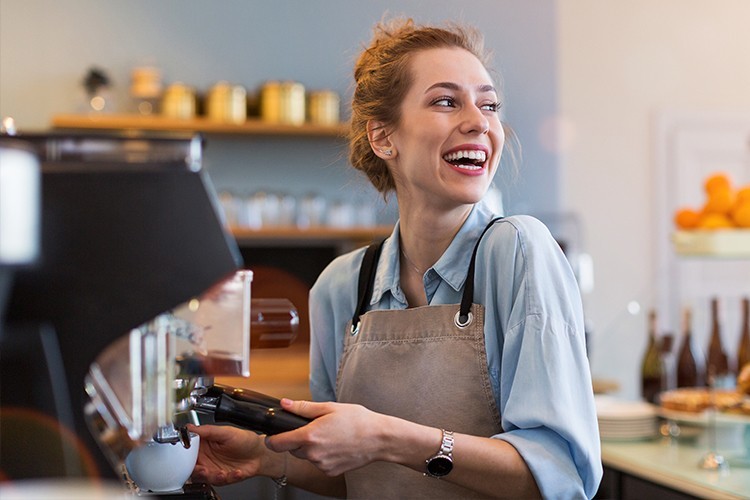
[{"xmin": 673, "ymin": 172, "xmax": 750, "ymax": 256}]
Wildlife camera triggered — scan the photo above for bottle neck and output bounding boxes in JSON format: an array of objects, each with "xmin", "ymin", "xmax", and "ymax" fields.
[
  {"xmin": 647, "ymin": 310, "xmax": 658, "ymax": 342},
  {"xmin": 710, "ymin": 298, "xmax": 722, "ymax": 341}
]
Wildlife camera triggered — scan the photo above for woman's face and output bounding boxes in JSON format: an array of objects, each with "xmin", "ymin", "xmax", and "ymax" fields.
[{"xmin": 388, "ymin": 47, "xmax": 505, "ymax": 210}]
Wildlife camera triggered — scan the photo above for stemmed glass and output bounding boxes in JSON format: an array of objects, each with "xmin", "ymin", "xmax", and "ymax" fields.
[{"xmin": 699, "ymin": 368, "xmax": 728, "ymax": 471}]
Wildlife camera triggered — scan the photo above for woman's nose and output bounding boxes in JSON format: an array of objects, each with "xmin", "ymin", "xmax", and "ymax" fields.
[{"xmin": 459, "ymin": 105, "xmax": 490, "ymax": 135}]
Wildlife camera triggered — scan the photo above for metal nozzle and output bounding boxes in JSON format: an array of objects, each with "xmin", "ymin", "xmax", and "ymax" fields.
[
  {"xmin": 153, "ymin": 425, "xmax": 182, "ymax": 445},
  {"xmin": 152, "ymin": 410, "xmax": 200, "ymax": 448},
  {"xmin": 152, "ymin": 425, "xmax": 193, "ymax": 449}
]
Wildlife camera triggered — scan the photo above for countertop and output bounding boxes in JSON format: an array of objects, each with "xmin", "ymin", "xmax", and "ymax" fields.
[
  {"xmin": 218, "ymin": 350, "xmax": 750, "ymax": 498},
  {"xmin": 601, "ymin": 434, "xmax": 750, "ymax": 499}
]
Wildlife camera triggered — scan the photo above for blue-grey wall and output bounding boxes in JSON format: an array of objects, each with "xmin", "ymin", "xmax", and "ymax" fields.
[{"xmin": 0, "ymin": 0, "xmax": 559, "ymax": 217}]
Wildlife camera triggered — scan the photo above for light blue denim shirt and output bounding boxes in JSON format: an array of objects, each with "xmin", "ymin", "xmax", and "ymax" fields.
[{"xmin": 308, "ymin": 201, "xmax": 602, "ymax": 499}]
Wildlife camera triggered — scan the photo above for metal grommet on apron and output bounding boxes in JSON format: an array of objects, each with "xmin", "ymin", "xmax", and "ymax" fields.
[
  {"xmin": 454, "ymin": 310, "xmax": 473, "ymax": 329},
  {"xmin": 337, "ymin": 217, "xmax": 503, "ymax": 499}
]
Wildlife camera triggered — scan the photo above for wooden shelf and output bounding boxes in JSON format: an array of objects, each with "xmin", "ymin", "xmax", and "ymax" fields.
[
  {"xmin": 51, "ymin": 113, "xmax": 348, "ymax": 138},
  {"xmin": 230, "ymin": 225, "xmax": 392, "ymax": 247}
]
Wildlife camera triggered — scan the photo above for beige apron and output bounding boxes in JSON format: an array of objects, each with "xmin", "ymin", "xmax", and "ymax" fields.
[{"xmin": 336, "ymin": 218, "xmax": 503, "ymax": 499}]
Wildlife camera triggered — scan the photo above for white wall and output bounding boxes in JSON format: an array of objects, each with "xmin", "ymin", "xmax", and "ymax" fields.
[{"xmin": 558, "ymin": 0, "xmax": 750, "ymax": 399}]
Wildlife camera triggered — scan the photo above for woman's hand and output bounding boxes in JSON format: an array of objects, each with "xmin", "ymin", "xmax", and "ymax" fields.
[
  {"xmin": 264, "ymin": 399, "xmax": 384, "ymax": 477},
  {"xmin": 187, "ymin": 424, "xmax": 268, "ymax": 486}
]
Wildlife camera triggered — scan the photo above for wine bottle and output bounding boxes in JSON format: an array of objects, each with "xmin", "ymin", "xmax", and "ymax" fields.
[
  {"xmin": 738, "ymin": 297, "xmax": 750, "ymax": 371},
  {"xmin": 676, "ymin": 307, "xmax": 701, "ymax": 387},
  {"xmin": 659, "ymin": 333, "xmax": 674, "ymax": 391},
  {"xmin": 706, "ymin": 297, "xmax": 730, "ymax": 384},
  {"xmin": 641, "ymin": 310, "xmax": 663, "ymax": 404}
]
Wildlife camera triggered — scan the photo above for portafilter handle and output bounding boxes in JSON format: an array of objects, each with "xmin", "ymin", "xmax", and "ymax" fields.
[{"xmin": 192, "ymin": 384, "xmax": 312, "ymax": 435}]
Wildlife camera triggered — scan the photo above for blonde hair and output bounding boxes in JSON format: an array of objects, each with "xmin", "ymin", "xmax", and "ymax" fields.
[{"xmin": 348, "ymin": 18, "xmax": 514, "ymax": 195}]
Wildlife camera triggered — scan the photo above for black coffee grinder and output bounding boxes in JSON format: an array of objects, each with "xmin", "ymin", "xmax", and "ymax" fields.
[{"xmin": 0, "ymin": 131, "xmax": 243, "ymax": 498}]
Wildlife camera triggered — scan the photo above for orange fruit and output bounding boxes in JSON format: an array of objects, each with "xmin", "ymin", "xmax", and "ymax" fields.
[
  {"xmin": 704, "ymin": 172, "xmax": 732, "ymax": 194},
  {"xmin": 702, "ymin": 186, "xmax": 735, "ymax": 215},
  {"xmin": 732, "ymin": 201, "xmax": 750, "ymax": 228},
  {"xmin": 674, "ymin": 208, "xmax": 702, "ymax": 229},
  {"xmin": 698, "ymin": 213, "xmax": 734, "ymax": 230},
  {"xmin": 736, "ymin": 185, "xmax": 750, "ymax": 204}
]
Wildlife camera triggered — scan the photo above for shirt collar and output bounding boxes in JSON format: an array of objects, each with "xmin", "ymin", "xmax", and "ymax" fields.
[{"xmin": 369, "ymin": 200, "xmax": 500, "ymax": 305}]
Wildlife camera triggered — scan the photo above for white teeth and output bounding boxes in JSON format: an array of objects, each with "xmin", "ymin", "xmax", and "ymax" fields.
[{"xmin": 442, "ymin": 150, "xmax": 487, "ymax": 163}]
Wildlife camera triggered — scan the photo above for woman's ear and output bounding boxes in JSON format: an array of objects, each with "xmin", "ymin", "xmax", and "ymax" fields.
[{"xmin": 367, "ymin": 120, "xmax": 396, "ymax": 159}]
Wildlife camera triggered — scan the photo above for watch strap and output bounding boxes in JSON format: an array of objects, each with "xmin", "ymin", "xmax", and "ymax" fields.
[
  {"xmin": 425, "ymin": 429, "xmax": 454, "ymax": 478},
  {"xmin": 438, "ymin": 429, "xmax": 454, "ymax": 456}
]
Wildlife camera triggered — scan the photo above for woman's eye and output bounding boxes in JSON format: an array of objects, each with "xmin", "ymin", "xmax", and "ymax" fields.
[
  {"xmin": 481, "ymin": 101, "xmax": 501, "ymax": 112},
  {"xmin": 432, "ymin": 96, "xmax": 456, "ymax": 107}
]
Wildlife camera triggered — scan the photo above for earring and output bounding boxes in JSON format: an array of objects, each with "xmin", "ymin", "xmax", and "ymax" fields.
[{"xmin": 380, "ymin": 148, "xmax": 393, "ymax": 156}]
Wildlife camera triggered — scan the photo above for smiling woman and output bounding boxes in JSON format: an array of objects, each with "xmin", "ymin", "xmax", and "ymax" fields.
[{"xmin": 190, "ymin": 17, "xmax": 602, "ymax": 500}]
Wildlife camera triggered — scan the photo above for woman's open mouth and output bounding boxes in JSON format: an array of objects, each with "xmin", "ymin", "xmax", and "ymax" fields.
[{"xmin": 443, "ymin": 149, "xmax": 487, "ymax": 173}]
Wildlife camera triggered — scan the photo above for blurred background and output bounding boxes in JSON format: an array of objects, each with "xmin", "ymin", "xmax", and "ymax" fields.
[{"xmin": 1, "ymin": 1, "xmax": 749, "ymax": 497}]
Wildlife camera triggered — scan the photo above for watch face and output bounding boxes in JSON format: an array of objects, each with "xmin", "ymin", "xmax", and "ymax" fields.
[{"xmin": 427, "ymin": 456, "xmax": 453, "ymax": 477}]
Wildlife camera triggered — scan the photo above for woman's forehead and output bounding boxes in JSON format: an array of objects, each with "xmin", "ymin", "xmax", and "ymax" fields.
[{"xmin": 407, "ymin": 47, "xmax": 495, "ymax": 93}]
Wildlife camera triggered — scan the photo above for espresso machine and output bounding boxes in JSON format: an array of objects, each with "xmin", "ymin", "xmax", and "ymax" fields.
[{"xmin": 0, "ymin": 131, "xmax": 307, "ymax": 498}]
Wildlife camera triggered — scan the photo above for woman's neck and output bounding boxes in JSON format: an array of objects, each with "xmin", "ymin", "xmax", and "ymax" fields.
[{"xmin": 397, "ymin": 202, "xmax": 473, "ymax": 275}]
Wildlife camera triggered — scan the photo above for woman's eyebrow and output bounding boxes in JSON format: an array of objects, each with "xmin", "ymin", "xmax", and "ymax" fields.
[
  {"xmin": 425, "ymin": 81, "xmax": 460, "ymax": 93},
  {"xmin": 424, "ymin": 82, "xmax": 497, "ymax": 94}
]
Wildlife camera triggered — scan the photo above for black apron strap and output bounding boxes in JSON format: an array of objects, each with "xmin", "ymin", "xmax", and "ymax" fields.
[
  {"xmin": 351, "ymin": 216, "xmax": 502, "ymax": 331},
  {"xmin": 351, "ymin": 239, "xmax": 385, "ymax": 333},
  {"xmin": 457, "ymin": 217, "xmax": 503, "ymax": 325}
]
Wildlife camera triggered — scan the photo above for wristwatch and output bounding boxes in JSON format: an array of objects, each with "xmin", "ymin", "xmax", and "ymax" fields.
[{"xmin": 425, "ymin": 429, "xmax": 454, "ymax": 478}]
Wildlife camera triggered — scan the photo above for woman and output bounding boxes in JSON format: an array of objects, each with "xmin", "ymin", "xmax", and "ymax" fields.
[{"xmin": 190, "ymin": 18, "xmax": 602, "ymax": 499}]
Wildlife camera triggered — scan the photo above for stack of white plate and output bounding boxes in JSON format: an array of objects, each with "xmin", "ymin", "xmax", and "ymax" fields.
[{"xmin": 595, "ymin": 396, "xmax": 659, "ymax": 441}]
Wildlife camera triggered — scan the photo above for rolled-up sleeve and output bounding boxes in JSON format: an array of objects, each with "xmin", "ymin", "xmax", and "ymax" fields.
[
  {"xmin": 498, "ymin": 314, "xmax": 601, "ymax": 499},
  {"xmin": 483, "ymin": 216, "xmax": 602, "ymax": 499}
]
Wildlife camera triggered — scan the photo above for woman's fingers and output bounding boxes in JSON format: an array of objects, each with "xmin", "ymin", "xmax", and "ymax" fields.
[
  {"xmin": 280, "ymin": 398, "xmax": 332, "ymax": 419},
  {"xmin": 186, "ymin": 423, "xmax": 227, "ymax": 441}
]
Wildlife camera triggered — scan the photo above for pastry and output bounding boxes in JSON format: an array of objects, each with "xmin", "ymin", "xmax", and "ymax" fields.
[{"xmin": 738, "ymin": 363, "xmax": 750, "ymax": 395}]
